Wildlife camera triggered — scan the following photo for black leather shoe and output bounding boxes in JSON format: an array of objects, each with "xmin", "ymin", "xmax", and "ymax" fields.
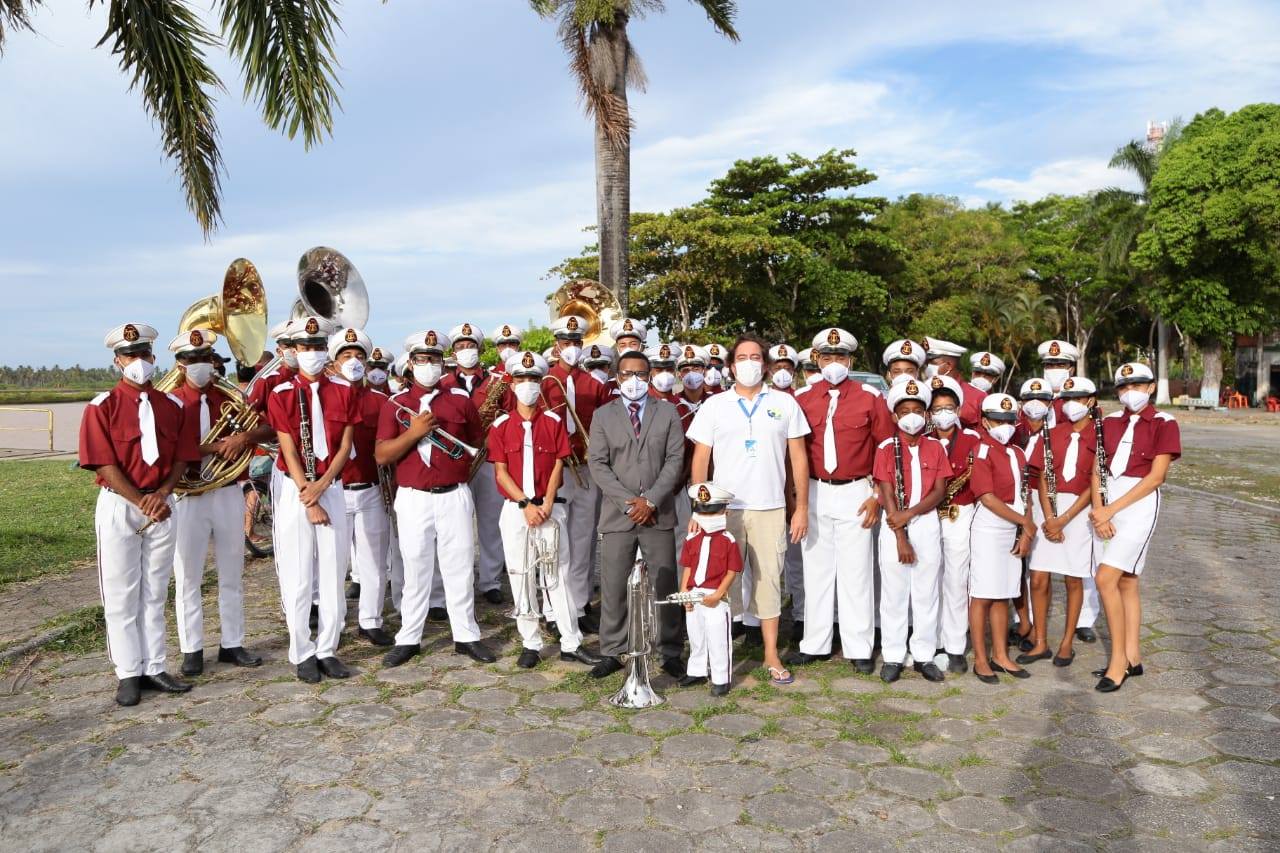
[
  {"xmin": 974, "ymin": 669, "xmax": 999, "ymax": 685},
  {"xmin": 115, "ymin": 676, "xmax": 141, "ymax": 706},
  {"xmin": 358, "ymin": 627, "xmax": 394, "ymax": 647},
  {"xmin": 297, "ymin": 655, "xmax": 321, "ymax": 683},
  {"xmin": 455, "ymin": 641, "xmax": 497, "ymax": 663},
  {"xmin": 577, "ymin": 613, "xmax": 600, "ymax": 636},
  {"xmin": 589, "ymin": 657, "xmax": 624, "ymax": 679},
  {"xmin": 784, "ymin": 650, "xmax": 831, "ymax": 666},
  {"xmin": 1095, "ymin": 674, "xmax": 1126, "ymax": 693},
  {"xmin": 852, "ymin": 658, "xmax": 874, "ymax": 675},
  {"xmin": 181, "ymin": 651, "xmax": 204, "ymax": 676},
  {"xmin": 1075, "ymin": 627, "xmax": 1098, "ymax": 643},
  {"xmin": 914, "ymin": 662, "xmax": 945, "ymax": 682},
  {"xmin": 427, "ymin": 606, "xmax": 448, "ymax": 622},
  {"xmin": 517, "ymin": 649, "xmax": 540, "ymax": 669},
  {"xmin": 309, "ymin": 603, "xmax": 319, "ymax": 630},
  {"xmin": 382, "ymin": 644, "xmax": 421, "ymax": 668},
  {"xmin": 482, "ymin": 588, "xmax": 504, "ymax": 605},
  {"xmin": 1015, "ymin": 649, "xmax": 1053, "ymax": 666},
  {"xmin": 318, "ymin": 656, "xmax": 352, "ymax": 679},
  {"xmin": 1092, "ymin": 662, "xmax": 1143, "ymax": 678},
  {"xmin": 947, "ymin": 654, "xmax": 968, "ymax": 674},
  {"xmin": 1053, "ymin": 653, "xmax": 1076, "ymax": 667},
  {"xmin": 345, "ymin": 581, "xmax": 361, "ymax": 600},
  {"xmin": 218, "ymin": 646, "xmax": 262, "ymax": 667},
  {"xmin": 731, "ymin": 621, "xmax": 746, "ymax": 638},
  {"xmin": 561, "ymin": 647, "xmax": 606, "ymax": 666},
  {"xmin": 880, "ymin": 663, "xmax": 903, "ymax": 683},
  {"xmin": 140, "ymin": 672, "xmax": 193, "ymax": 693},
  {"xmin": 743, "ymin": 626, "xmax": 763, "ymax": 646},
  {"xmin": 710, "ymin": 682, "xmax": 731, "ymax": 696},
  {"xmin": 990, "ymin": 662, "xmax": 1030, "ymax": 679},
  {"xmin": 660, "ymin": 657, "xmax": 686, "ymax": 679},
  {"xmin": 679, "ymin": 674, "xmax": 708, "ymax": 688}
]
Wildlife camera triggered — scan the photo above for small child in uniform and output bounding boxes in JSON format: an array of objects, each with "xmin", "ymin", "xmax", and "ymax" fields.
[{"xmin": 678, "ymin": 482, "xmax": 743, "ymax": 696}]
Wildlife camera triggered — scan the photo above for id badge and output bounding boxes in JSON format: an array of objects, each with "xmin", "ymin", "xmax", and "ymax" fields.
[{"xmin": 744, "ymin": 438, "xmax": 758, "ymax": 461}]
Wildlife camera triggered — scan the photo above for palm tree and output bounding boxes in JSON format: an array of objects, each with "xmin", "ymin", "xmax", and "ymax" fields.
[
  {"xmin": 1, "ymin": 1, "xmax": 343, "ymax": 237},
  {"xmin": 531, "ymin": 1, "xmax": 739, "ymax": 311}
]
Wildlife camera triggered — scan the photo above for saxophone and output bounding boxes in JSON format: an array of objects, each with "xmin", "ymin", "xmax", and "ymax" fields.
[
  {"xmin": 938, "ymin": 450, "xmax": 973, "ymax": 521},
  {"xmin": 468, "ymin": 370, "xmax": 512, "ymax": 481},
  {"xmin": 1041, "ymin": 420, "xmax": 1058, "ymax": 517}
]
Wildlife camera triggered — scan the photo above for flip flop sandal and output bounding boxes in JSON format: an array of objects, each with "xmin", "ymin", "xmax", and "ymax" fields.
[{"xmin": 767, "ymin": 666, "xmax": 795, "ymax": 686}]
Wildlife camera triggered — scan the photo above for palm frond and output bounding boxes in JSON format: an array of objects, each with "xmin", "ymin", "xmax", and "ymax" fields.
[
  {"xmin": 689, "ymin": 0, "xmax": 739, "ymax": 40},
  {"xmin": 1108, "ymin": 140, "xmax": 1157, "ymax": 191},
  {"xmin": 92, "ymin": 0, "xmax": 225, "ymax": 235},
  {"xmin": 219, "ymin": 0, "xmax": 342, "ymax": 148},
  {"xmin": 561, "ymin": 19, "xmax": 631, "ymax": 147},
  {"xmin": 0, "ymin": 0, "xmax": 42, "ymax": 53},
  {"xmin": 1091, "ymin": 186, "xmax": 1143, "ymax": 209}
]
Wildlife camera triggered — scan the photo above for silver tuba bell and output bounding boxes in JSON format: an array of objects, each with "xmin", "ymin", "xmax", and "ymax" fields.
[
  {"xmin": 510, "ymin": 522, "xmax": 560, "ymax": 619},
  {"xmin": 291, "ymin": 246, "xmax": 369, "ymax": 328},
  {"xmin": 610, "ymin": 560, "xmax": 665, "ymax": 709}
]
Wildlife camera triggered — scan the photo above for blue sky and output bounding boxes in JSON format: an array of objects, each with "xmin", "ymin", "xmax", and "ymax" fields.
[{"xmin": 3, "ymin": 0, "xmax": 1279, "ymax": 368}]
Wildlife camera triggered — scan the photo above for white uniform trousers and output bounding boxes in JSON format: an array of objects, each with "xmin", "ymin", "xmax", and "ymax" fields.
[
  {"xmin": 173, "ymin": 484, "xmax": 246, "ymax": 653},
  {"xmin": 937, "ymin": 503, "xmax": 976, "ymax": 656},
  {"xmin": 394, "ymin": 485, "xmax": 482, "ymax": 644},
  {"xmin": 1079, "ymin": 575, "xmax": 1100, "ymax": 628},
  {"xmin": 472, "ymin": 463, "xmax": 506, "ymax": 593},
  {"xmin": 878, "ymin": 512, "xmax": 942, "ymax": 664},
  {"xmin": 686, "ymin": 599, "xmax": 733, "ymax": 684},
  {"xmin": 499, "ymin": 502, "xmax": 583, "ymax": 653},
  {"xmin": 344, "ymin": 485, "xmax": 391, "ymax": 629},
  {"xmin": 274, "ymin": 479, "xmax": 349, "ymax": 664},
  {"xmin": 558, "ymin": 465, "xmax": 599, "ymax": 619},
  {"xmin": 386, "ymin": 521, "xmax": 405, "ymax": 612},
  {"xmin": 95, "ymin": 489, "xmax": 176, "ymax": 679},
  {"xmin": 800, "ymin": 479, "xmax": 876, "ymax": 658}
]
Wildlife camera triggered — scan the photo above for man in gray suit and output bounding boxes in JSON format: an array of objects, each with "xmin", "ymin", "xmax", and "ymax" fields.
[{"xmin": 586, "ymin": 350, "xmax": 688, "ymax": 679}]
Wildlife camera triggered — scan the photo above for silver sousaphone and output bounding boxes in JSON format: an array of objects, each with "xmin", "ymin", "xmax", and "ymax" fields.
[{"xmin": 291, "ymin": 246, "xmax": 369, "ymax": 328}]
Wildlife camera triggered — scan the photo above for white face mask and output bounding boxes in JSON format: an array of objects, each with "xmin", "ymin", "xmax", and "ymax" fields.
[
  {"xmin": 821, "ymin": 362, "xmax": 849, "ymax": 385},
  {"xmin": 1063, "ymin": 400, "xmax": 1091, "ymax": 422},
  {"xmin": 693, "ymin": 512, "xmax": 727, "ymax": 533},
  {"xmin": 897, "ymin": 412, "xmax": 926, "ymax": 435},
  {"xmin": 412, "ymin": 362, "xmax": 442, "ymax": 387},
  {"xmin": 590, "ymin": 368, "xmax": 609, "ymax": 384},
  {"xmin": 281, "ymin": 348, "xmax": 299, "ymax": 369},
  {"xmin": 513, "ymin": 381, "xmax": 542, "ymax": 406},
  {"xmin": 681, "ymin": 370, "xmax": 705, "ymax": 390},
  {"xmin": 497, "ymin": 345, "xmax": 517, "ymax": 364},
  {"xmin": 652, "ymin": 372, "xmax": 676, "ymax": 393},
  {"xmin": 1120, "ymin": 389, "xmax": 1150, "ymax": 412},
  {"xmin": 1022, "ymin": 399, "xmax": 1049, "ymax": 421},
  {"xmin": 558, "ymin": 345, "xmax": 581, "ymax": 367},
  {"xmin": 970, "ymin": 375, "xmax": 993, "ymax": 392},
  {"xmin": 1045, "ymin": 368, "xmax": 1071, "ymax": 391},
  {"xmin": 455, "ymin": 348, "xmax": 480, "ymax": 369},
  {"xmin": 340, "ymin": 359, "xmax": 366, "ymax": 383},
  {"xmin": 931, "ymin": 409, "xmax": 959, "ymax": 431},
  {"xmin": 296, "ymin": 350, "xmax": 329, "ymax": 376},
  {"xmin": 771, "ymin": 369, "xmax": 794, "ymax": 389},
  {"xmin": 184, "ymin": 362, "xmax": 215, "ymax": 388},
  {"xmin": 705, "ymin": 367, "xmax": 723, "ymax": 387},
  {"xmin": 733, "ymin": 360, "xmax": 763, "ymax": 388},
  {"xmin": 121, "ymin": 357, "xmax": 156, "ymax": 385},
  {"xmin": 367, "ymin": 368, "xmax": 388, "ymax": 386},
  {"xmin": 924, "ymin": 363, "xmax": 942, "ymax": 379},
  {"xmin": 988, "ymin": 423, "xmax": 1016, "ymax": 445},
  {"xmin": 619, "ymin": 376, "xmax": 649, "ymax": 401}
]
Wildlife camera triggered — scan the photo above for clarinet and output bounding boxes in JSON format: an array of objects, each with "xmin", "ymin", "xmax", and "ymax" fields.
[
  {"xmin": 1092, "ymin": 406, "xmax": 1109, "ymax": 505},
  {"xmin": 1041, "ymin": 420, "xmax": 1058, "ymax": 517},
  {"xmin": 298, "ymin": 382, "xmax": 317, "ymax": 482},
  {"xmin": 893, "ymin": 433, "xmax": 911, "ymax": 544}
]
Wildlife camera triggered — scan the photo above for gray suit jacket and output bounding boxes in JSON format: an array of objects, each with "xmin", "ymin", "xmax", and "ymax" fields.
[{"xmin": 588, "ymin": 397, "xmax": 686, "ymax": 533}]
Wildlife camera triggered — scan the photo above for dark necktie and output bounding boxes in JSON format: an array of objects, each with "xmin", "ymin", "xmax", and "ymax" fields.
[{"xmin": 629, "ymin": 403, "xmax": 642, "ymax": 438}]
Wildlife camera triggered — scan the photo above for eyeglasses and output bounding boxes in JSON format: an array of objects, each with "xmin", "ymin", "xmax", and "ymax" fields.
[
  {"xmin": 618, "ymin": 369, "xmax": 650, "ymax": 380},
  {"xmin": 409, "ymin": 354, "xmax": 441, "ymax": 365}
]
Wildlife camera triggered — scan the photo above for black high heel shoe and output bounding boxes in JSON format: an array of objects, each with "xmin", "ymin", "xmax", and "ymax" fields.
[
  {"xmin": 990, "ymin": 662, "xmax": 1031, "ymax": 679},
  {"xmin": 1091, "ymin": 662, "xmax": 1143, "ymax": 678},
  {"xmin": 1095, "ymin": 673, "xmax": 1127, "ymax": 693}
]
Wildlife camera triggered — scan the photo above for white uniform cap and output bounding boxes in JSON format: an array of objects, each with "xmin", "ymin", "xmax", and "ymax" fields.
[
  {"xmin": 1059, "ymin": 376, "xmax": 1098, "ymax": 398},
  {"xmin": 403, "ymin": 329, "xmax": 451, "ymax": 355},
  {"xmin": 882, "ymin": 338, "xmax": 926, "ymax": 368},
  {"xmin": 104, "ymin": 322, "xmax": 159, "ymax": 353},
  {"xmin": 887, "ymin": 376, "xmax": 932, "ymax": 411},
  {"xmin": 677, "ymin": 343, "xmax": 710, "ymax": 368},
  {"xmin": 705, "ymin": 343, "xmax": 727, "ymax": 363},
  {"xmin": 768, "ymin": 343, "xmax": 798, "ymax": 364},
  {"xmin": 582, "ymin": 343, "xmax": 615, "ymax": 367},
  {"xmin": 687, "ymin": 481, "xmax": 734, "ymax": 511},
  {"xmin": 168, "ymin": 328, "xmax": 219, "ymax": 355},
  {"xmin": 507, "ymin": 350, "xmax": 549, "ymax": 378},
  {"xmin": 393, "ymin": 352, "xmax": 410, "ymax": 377},
  {"xmin": 646, "ymin": 343, "xmax": 679, "ymax": 366},
  {"xmin": 448, "ymin": 322, "xmax": 486, "ymax": 348},
  {"xmin": 289, "ymin": 315, "xmax": 337, "ymax": 345},
  {"xmin": 267, "ymin": 319, "xmax": 295, "ymax": 344},
  {"xmin": 812, "ymin": 327, "xmax": 858, "ymax": 355},
  {"xmin": 981, "ymin": 392, "xmax": 1020, "ymax": 422},
  {"xmin": 969, "ymin": 351, "xmax": 1006, "ymax": 375},
  {"xmin": 798, "ymin": 347, "xmax": 817, "ymax": 370},
  {"xmin": 926, "ymin": 374, "xmax": 964, "ymax": 406},
  {"xmin": 328, "ymin": 326, "xmax": 372, "ymax": 360},
  {"xmin": 1114, "ymin": 362, "xmax": 1155, "ymax": 385},
  {"xmin": 550, "ymin": 315, "xmax": 589, "ymax": 340},
  {"xmin": 923, "ymin": 337, "xmax": 967, "ymax": 359},
  {"xmin": 542, "ymin": 346, "xmax": 557, "ymax": 363},
  {"xmin": 1019, "ymin": 377, "xmax": 1054, "ymax": 401},
  {"xmin": 1038, "ymin": 339, "xmax": 1080, "ymax": 363},
  {"xmin": 367, "ymin": 345, "xmax": 392, "ymax": 367},
  {"xmin": 490, "ymin": 323, "xmax": 523, "ymax": 345},
  {"xmin": 609, "ymin": 318, "xmax": 648, "ymax": 343}
]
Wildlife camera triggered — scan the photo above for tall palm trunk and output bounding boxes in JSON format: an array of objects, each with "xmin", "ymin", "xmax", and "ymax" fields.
[{"xmin": 594, "ymin": 22, "xmax": 631, "ymax": 313}]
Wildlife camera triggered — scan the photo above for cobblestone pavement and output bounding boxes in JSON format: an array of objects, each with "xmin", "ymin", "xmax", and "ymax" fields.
[{"xmin": 1, "ymin": 487, "xmax": 1277, "ymax": 852}]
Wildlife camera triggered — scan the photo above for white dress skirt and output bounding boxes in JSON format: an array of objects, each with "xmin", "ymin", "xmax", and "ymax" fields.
[
  {"xmin": 1030, "ymin": 491, "xmax": 1094, "ymax": 578},
  {"xmin": 969, "ymin": 502, "xmax": 1022, "ymax": 599},
  {"xmin": 1093, "ymin": 475, "xmax": 1160, "ymax": 576}
]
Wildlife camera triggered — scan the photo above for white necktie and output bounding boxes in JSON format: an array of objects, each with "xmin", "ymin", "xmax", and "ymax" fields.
[
  {"xmin": 564, "ymin": 375, "xmax": 577, "ymax": 435},
  {"xmin": 1062, "ymin": 431, "xmax": 1080, "ymax": 484},
  {"xmin": 138, "ymin": 391, "xmax": 159, "ymax": 465},
  {"xmin": 310, "ymin": 381, "xmax": 328, "ymax": 461},
  {"xmin": 417, "ymin": 391, "xmax": 439, "ymax": 466},
  {"xmin": 521, "ymin": 420, "xmax": 535, "ymax": 498},
  {"xmin": 463, "ymin": 374, "xmax": 475, "ymax": 393},
  {"xmin": 198, "ymin": 393, "xmax": 212, "ymax": 465},
  {"xmin": 694, "ymin": 535, "xmax": 713, "ymax": 585},
  {"xmin": 1006, "ymin": 448, "xmax": 1023, "ymax": 512},
  {"xmin": 1110, "ymin": 414, "xmax": 1139, "ymax": 477},
  {"xmin": 908, "ymin": 444, "xmax": 922, "ymax": 507},
  {"xmin": 822, "ymin": 389, "xmax": 839, "ymax": 472}
]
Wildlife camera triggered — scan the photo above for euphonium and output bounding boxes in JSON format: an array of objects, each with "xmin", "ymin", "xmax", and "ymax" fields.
[
  {"xmin": 510, "ymin": 522, "xmax": 560, "ymax": 619},
  {"xmin": 610, "ymin": 560, "xmax": 664, "ymax": 709}
]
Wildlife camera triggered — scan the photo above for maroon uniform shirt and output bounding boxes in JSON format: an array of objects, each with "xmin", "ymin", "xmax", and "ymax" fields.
[
  {"xmin": 794, "ymin": 379, "xmax": 895, "ymax": 480},
  {"xmin": 680, "ymin": 529, "xmax": 744, "ymax": 591},
  {"xmin": 1028, "ymin": 420, "xmax": 1098, "ymax": 496},
  {"xmin": 1100, "ymin": 406, "xmax": 1181, "ymax": 478},
  {"xmin": 376, "ymin": 384, "xmax": 481, "ymax": 490},
  {"xmin": 956, "ymin": 377, "xmax": 987, "ymax": 429},
  {"xmin": 79, "ymin": 381, "xmax": 202, "ymax": 490},
  {"xmin": 342, "ymin": 386, "xmax": 388, "ymax": 486},
  {"xmin": 486, "ymin": 408, "xmax": 572, "ymax": 502},
  {"xmin": 933, "ymin": 427, "xmax": 983, "ymax": 506},
  {"xmin": 266, "ymin": 375, "xmax": 358, "ymax": 479},
  {"xmin": 247, "ymin": 363, "xmax": 293, "ymax": 413},
  {"xmin": 540, "ymin": 363, "xmax": 612, "ymax": 456},
  {"xmin": 872, "ymin": 433, "xmax": 954, "ymax": 509},
  {"xmin": 970, "ymin": 438, "xmax": 1029, "ymax": 505}
]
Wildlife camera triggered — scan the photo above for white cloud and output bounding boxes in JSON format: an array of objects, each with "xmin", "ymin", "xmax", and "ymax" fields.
[{"xmin": 975, "ymin": 158, "xmax": 1142, "ymax": 203}]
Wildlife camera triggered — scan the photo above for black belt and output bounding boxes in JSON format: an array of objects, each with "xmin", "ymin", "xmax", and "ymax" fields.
[
  {"xmin": 813, "ymin": 476, "xmax": 866, "ymax": 486},
  {"xmin": 509, "ymin": 496, "xmax": 566, "ymax": 506},
  {"xmin": 409, "ymin": 484, "xmax": 460, "ymax": 494},
  {"xmin": 344, "ymin": 482, "xmax": 375, "ymax": 491},
  {"xmin": 106, "ymin": 487, "xmax": 157, "ymax": 495}
]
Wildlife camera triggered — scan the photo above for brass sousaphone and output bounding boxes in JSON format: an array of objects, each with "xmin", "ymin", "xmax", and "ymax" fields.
[{"xmin": 547, "ymin": 279, "xmax": 622, "ymax": 346}]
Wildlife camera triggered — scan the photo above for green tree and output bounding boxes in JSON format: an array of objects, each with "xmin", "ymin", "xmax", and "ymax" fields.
[{"xmin": 530, "ymin": 0, "xmax": 739, "ymax": 310}]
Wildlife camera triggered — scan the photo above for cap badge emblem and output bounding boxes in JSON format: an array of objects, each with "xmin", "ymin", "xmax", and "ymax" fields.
[
  {"xmin": 900, "ymin": 341, "xmax": 912, "ymax": 355},
  {"xmin": 304, "ymin": 318, "xmax": 319, "ymax": 335},
  {"xmin": 566, "ymin": 317, "xmax": 579, "ymax": 331},
  {"xmin": 123, "ymin": 324, "xmax": 139, "ymax": 342},
  {"xmin": 1000, "ymin": 397, "xmax": 1013, "ymax": 411},
  {"xmin": 980, "ymin": 353, "xmax": 991, "ymax": 366},
  {"xmin": 1049, "ymin": 341, "xmax": 1061, "ymax": 357},
  {"xmin": 461, "ymin": 323, "xmax": 472, "ymax": 335},
  {"xmin": 521, "ymin": 352, "xmax": 535, "ymax": 369},
  {"xmin": 1121, "ymin": 364, "xmax": 1134, "ymax": 377},
  {"xmin": 344, "ymin": 328, "xmax": 358, "ymax": 343},
  {"xmin": 426, "ymin": 331, "xmax": 438, "ymax": 347},
  {"xmin": 189, "ymin": 330, "xmax": 203, "ymax": 347},
  {"xmin": 906, "ymin": 381, "xmax": 919, "ymax": 395},
  {"xmin": 697, "ymin": 485, "xmax": 711, "ymax": 503},
  {"xmin": 827, "ymin": 329, "xmax": 840, "ymax": 346}
]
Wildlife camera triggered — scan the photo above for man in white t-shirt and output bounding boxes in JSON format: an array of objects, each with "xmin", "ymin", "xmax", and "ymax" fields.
[{"xmin": 687, "ymin": 334, "xmax": 811, "ymax": 685}]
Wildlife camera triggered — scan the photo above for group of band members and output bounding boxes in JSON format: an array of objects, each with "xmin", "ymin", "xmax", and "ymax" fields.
[{"xmin": 81, "ymin": 316, "xmax": 1178, "ymax": 707}]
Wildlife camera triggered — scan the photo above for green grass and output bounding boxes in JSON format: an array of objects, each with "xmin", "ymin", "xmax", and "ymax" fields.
[
  {"xmin": 0, "ymin": 460, "xmax": 99, "ymax": 588},
  {"xmin": 0, "ymin": 388, "xmax": 107, "ymax": 405},
  {"xmin": 39, "ymin": 605, "xmax": 107, "ymax": 655}
]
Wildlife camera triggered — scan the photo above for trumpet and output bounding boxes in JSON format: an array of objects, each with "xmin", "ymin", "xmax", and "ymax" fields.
[
  {"xmin": 390, "ymin": 401, "xmax": 480, "ymax": 460},
  {"xmin": 510, "ymin": 522, "xmax": 560, "ymax": 619},
  {"xmin": 540, "ymin": 373, "xmax": 589, "ymax": 488}
]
